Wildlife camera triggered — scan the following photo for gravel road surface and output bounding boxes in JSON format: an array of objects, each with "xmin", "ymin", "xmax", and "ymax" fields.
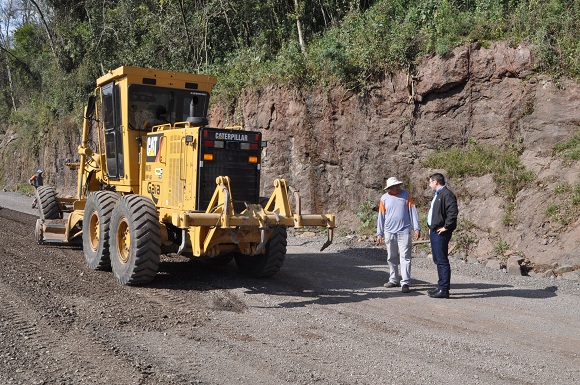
[{"xmin": 0, "ymin": 191, "xmax": 578, "ymax": 384}]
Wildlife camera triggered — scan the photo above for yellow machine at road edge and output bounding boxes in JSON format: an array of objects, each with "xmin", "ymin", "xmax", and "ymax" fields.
[{"xmin": 34, "ymin": 66, "xmax": 335, "ymax": 285}]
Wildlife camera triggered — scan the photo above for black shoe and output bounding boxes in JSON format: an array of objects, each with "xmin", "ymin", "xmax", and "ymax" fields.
[
  {"xmin": 427, "ymin": 287, "xmax": 439, "ymax": 295},
  {"xmin": 401, "ymin": 285, "xmax": 410, "ymax": 293},
  {"xmin": 429, "ymin": 289, "xmax": 449, "ymax": 299}
]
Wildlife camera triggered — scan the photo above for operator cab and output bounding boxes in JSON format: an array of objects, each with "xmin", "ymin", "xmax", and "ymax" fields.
[
  {"xmin": 96, "ymin": 66, "xmax": 216, "ymax": 186},
  {"xmin": 127, "ymin": 85, "xmax": 210, "ymax": 131}
]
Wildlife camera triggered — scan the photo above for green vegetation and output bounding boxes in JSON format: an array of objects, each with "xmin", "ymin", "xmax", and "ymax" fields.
[
  {"xmin": 455, "ymin": 232, "xmax": 476, "ymax": 254},
  {"xmin": 0, "ymin": 1, "xmax": 577, "ymax": 195},
  {"xmin": 424, "ymin": 142, "xmax": 535, "ymax": 201},
  {"xmin": 545, "ymin": 203, "xmax": 559, "ymax": 217},
  {"xmin": 218, "ymin": 0, "xmax": 580, "ymax": 95},
  {"xmin": 356, "ymin": 200, "xmax": 378, "ymax": 235},
  {"xmin": 494, "ymin": 239, "xmax": 510, "ymax": 258},
  {"xmin": 456, "ymin": 217, "xmax": 476, "ymax": 232},
  {"xmin": 546, "ymin": 134, "xmax": 580, "ymax": 226},
  {"xmin": 545, "ymin": 182, "xmax": 580, "ymax": 226},
  {"xmin": 18, "ymin": 182, "xmax": 35, "ymax": 195},
  {"xmin": 425, "ymin": 142, "xmax": 495, "ymax": 177},
  {"xmin": 1, "ymin": 1, "xmax": 579, "ymax": 125},
  {"xmin": 502, "ymin": 202, "xmax": 515, "ymax": 226},
  {"xmin": 553, "ymin": 131, "xmax": 580, "ymax": 162},
  {"xmin": 454, "ymin": 218, "xmax": 476, "ymax": 254}
]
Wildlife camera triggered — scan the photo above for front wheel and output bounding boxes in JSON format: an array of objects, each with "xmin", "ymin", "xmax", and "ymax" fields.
[
  {"xmin": 82, "ymin": 191, "xmax": 119, "ymax": 271},
  {"xmin": 109, "ymin": 195, "xmax": 161, "ymax": 285},
  {"xmin": 235, "ymin": 226, "xmax": 287, "ymax": 278}
]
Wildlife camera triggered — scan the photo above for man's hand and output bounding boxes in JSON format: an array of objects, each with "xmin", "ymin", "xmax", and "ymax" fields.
[
  {"xmin": 414, "ymin": 230, "xmax": 421, "ymax": 241},
  {"xmin": 376, "ymin": 235, "xmax": 383, "ymax": 245},
  {"xmin": 436, "ymin": 227, "xmax": 447, "ymax": 235}
]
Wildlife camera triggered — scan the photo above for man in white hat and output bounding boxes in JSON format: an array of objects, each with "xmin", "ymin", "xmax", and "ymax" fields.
[{"xmin": 376, "ymin": 177, "xmax": 421, "ymax": 293}]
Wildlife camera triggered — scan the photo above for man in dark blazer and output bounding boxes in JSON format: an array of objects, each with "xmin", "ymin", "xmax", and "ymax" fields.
[{"xmin": 427, "ymin": 173, "xmax": 458, "ymax": 299}]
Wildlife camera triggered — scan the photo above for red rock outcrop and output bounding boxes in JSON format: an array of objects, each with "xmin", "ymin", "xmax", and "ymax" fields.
[
  {"xmin": 210, "ymin": 41, "xmax": 579, "ymax": 267},
  {"xmin": 1, "ymin": 41, "xmax": 576, "ymax": 268}
]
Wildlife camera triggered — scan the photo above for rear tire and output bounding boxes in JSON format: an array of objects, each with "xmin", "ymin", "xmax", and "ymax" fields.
[
  {"xmin": 110, "ymin": 195, "xmax": 161, "ymax": 285},
  {"xmin": 235, "ymin": 226, "xmax": 287, "ymax": 278},
  {"xmin": 82, "ymin": 191, "xmax": 118, "ymax": 271},
  {"xmin": 36, "ymin": 186, "xmax": 60, "ymax": 220}
]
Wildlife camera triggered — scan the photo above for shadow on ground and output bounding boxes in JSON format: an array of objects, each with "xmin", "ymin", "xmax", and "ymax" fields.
[{"xmin": 148, "ymin": 247, "xmax": 558, "ymax": 306}]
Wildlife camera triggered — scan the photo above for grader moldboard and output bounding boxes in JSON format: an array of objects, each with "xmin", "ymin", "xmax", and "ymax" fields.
[{"xmin": 35, "ymin": 66, "xmax": 335, "ymax": 285}]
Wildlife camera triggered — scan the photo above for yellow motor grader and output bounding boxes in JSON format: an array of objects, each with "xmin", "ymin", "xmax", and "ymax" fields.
[{"xmin": 35, "ymin": 66, "xmax": 335, "ymax": 285}]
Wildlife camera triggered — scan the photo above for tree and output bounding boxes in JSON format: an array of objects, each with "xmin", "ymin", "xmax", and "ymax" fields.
[
  {"xmin": 294, "ymin": 0, "xmax": 306, "ymax": 55},
  {"xmin": 27, "ymin": 0, "xmax": 59, "ymax": 66}
]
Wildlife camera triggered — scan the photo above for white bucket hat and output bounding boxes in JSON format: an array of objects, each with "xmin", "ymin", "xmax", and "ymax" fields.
[{"xmin": 384, "ymin": 177, "xmax": 403, "ymax": 190}]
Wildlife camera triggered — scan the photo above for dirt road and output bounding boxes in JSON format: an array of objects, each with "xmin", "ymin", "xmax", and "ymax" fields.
[{"xmin": 0, "ymin": 197, "xmax": 579, "ymax": 384}]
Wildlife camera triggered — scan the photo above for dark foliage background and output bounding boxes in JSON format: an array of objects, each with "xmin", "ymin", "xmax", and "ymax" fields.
[{"xmin": 0, "ymin": 0, "xmax": 578, "ymax": 172}]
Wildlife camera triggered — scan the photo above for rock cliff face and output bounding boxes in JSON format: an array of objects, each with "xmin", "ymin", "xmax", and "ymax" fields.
[
  {"xmin": 1, "ymin": 41, "xmax": 577, "ymax": 270},
  {"xmin": 210, "ymin": 41, "xmax": 579, "ymax": 268}
]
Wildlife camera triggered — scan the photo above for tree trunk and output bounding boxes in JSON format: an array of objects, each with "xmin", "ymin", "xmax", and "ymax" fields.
[
  {"xmin": 28, "ymin": 0, "xmax": 60, "ymax": 68},
  {"xmin": 178, "ymin": 0, "xmax": 193, "ymax": 62},
  {"xmin": 6, "ymin": 63, "xmax": 17, "ymax": 111},
  {"xmin": 294, "ymin": 0, "xmax": 307, "ymax": 55}
]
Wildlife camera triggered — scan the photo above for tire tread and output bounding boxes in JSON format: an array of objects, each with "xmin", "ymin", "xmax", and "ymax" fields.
[{"xmin": 110, "ymin": 195, "xmax": 161, "ymax": 285}]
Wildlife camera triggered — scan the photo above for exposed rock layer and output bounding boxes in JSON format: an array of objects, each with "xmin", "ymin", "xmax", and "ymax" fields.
[
  {"xmin": 210, "ymin": 42, "xmax": 579, "ymax": 268},
  {"xmin": 1, "ymin": 42, "xmax": 578, "ymax": 268}
]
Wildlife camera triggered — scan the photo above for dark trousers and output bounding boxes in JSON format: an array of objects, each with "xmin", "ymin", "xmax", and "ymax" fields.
[{"xmin": 430, "ymin": 230, "xmax": 453, "ymax": 291}]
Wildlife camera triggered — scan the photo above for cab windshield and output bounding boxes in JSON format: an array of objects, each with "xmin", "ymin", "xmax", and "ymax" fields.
[{"xmin": 127, "ymin": 84, "xmax": 210, "ymax": 130}]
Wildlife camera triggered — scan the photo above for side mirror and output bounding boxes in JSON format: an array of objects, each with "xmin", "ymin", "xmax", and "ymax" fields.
[{"xmin": 85, "ymin": 95, "xmax": 96, "ymax": 118}]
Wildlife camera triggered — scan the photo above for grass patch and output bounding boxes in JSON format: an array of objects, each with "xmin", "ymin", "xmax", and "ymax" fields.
[
  {"xmin": 456, "ymin": 217, "xmax": 476, "ymax": 232},
  {"xmin": 494, "ymin": 239, "xmax": 511, "ymax": 259},
  {"xmin": 502, "ymin": 203, "xmax": 515, "ymax": 226},
  {"xmin": 356, "ymin": 200, "xmax": 378, "ymax": 236},
  {"xmin": 455, "ymin": 232, "xmax": 476, "ymax": 254},
  {"xmin": 553, "ymin": 131, "xmax": 580, "ymax": 162},
  {"xmin": 546, "ymin": 183, "xmax": 580, "ymax": 226},
  {"xmin": 425, "ymin": 143, "xmax": 495, "ymax": 178},
  {"xmin": 424, "ymin": 142, "xmax": 535, "ymax": 201}
]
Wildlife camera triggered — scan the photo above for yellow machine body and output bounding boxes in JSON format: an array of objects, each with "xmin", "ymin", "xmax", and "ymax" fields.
[{"xmin": 34, "ymin": 66, "xmax": 335, "ymax": 285}]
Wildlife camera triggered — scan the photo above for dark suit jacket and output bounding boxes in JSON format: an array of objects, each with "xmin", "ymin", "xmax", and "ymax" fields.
[{"xmin": 429, "ymin": 186, "xmax": 458, "ymax": 232}]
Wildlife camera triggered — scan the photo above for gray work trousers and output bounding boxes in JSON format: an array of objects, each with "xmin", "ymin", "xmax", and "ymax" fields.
[{"xmin": 385, "ymin": 232, "xmax": 412, "ymax": 286}]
